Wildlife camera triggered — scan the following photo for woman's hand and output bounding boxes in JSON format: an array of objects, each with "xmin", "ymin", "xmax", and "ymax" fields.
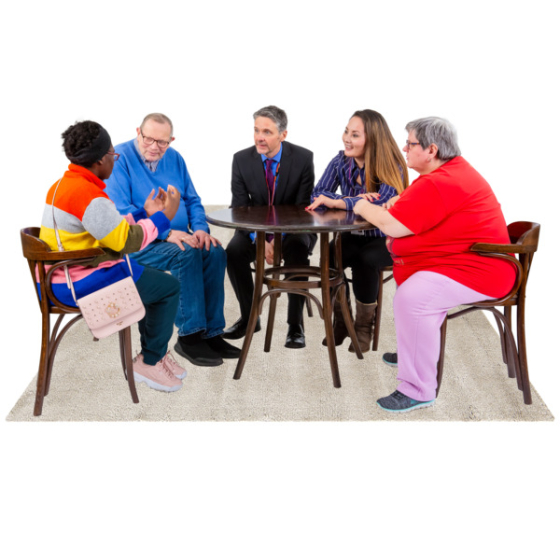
[
  {"xmin": 383, "ymin": 195, "xmax": 400, "ymax": 209},
  {"xmin": 357, "ymin": 192, "xmax": 380, "ymax": 202},
  {"xmin": 143, "ymin": 187, "xmax": 167, "ymax": 216},
  {"xmin": 163, "ymin": 185, "xmax": 181, "ymax": 221},
  {"xmin": 306, "ymin": 195, "xmax": 345, "ymax": 211}
]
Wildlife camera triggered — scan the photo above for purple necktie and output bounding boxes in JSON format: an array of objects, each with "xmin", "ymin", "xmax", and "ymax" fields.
[
  {"xmin": 265, "ymin": 159, "xmax": 275, "ymax": 242},
  {"xmin": 265, "ymin": 158, "xmax": 275, "ymax": 203}
]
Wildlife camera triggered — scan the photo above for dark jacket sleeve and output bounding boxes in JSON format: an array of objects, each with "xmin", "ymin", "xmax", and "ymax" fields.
[
  {"xmin": 231, "ymin": 154, "xmax": 251, "ymax": 207},
  {"xmin": 294, "ymin": 149, "xmax": 315, "ymax": 205}
]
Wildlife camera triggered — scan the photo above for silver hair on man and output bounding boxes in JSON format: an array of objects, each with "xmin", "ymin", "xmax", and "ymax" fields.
[
  {"xmin": 405, "ymin": 117, "xmax": 461, "ymax": 162},
  {"xmin": 253, "ymin": 105, "xmax": 288, "ymax": 134}
]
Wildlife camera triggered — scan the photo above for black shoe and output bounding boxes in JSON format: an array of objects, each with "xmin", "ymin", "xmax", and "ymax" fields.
[
  {"xmin": 285, "ymin": 324, "xmax": 305, "ymax": 349},
  {"xmin": 205, "ymin": 335, "xmax": 241, "ymax": 359},
  {"xmin": 382, "ymin": 352, "xmax": 398, "ymax": 367},
  {"xmin": 174, "ymin": 335, "xmax": 223, "ymax": 367},
  {"xmin": 222, "ymin": 317, "xmax": 261, "ymax": 340}
]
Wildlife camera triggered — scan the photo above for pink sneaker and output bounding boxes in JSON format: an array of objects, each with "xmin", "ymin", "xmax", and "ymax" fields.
[
  {"xmin": 162, "ymin": 351, "xmax": 187, "ymax": 380},
  {"xmin": 133, "ymin": 354, "xmax": 183, "ymax": 392}
]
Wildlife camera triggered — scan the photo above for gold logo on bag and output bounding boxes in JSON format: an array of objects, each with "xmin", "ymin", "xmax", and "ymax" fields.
[{"xmin": 105, "ymin": 302, "xmax": 121, "ymax": 318}]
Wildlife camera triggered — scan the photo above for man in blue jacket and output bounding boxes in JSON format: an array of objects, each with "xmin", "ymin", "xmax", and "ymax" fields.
[{"xmin": 105, "ymin": 113, "xmax": 240, "ymax": 367}]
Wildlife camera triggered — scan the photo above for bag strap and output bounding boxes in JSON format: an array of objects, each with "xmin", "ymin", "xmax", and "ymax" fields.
[{"xmin": 50, "ymin": 177, "xmax": 135, "ymax": 304}]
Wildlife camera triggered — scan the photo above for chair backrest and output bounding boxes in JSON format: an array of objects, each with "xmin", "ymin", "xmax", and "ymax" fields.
[
  {"xmin": 469, "ymin": 221, "xmax": 540, "ymax": 308},
  {"xmin": 20, "ymin": 227, "xmax": 105, "ymax": 314}
]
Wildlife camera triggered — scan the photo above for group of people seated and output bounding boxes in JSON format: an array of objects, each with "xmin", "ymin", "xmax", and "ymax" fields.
[{"xmin": 39, "ymin": 106, "xmax": 515, "ymax": 413}]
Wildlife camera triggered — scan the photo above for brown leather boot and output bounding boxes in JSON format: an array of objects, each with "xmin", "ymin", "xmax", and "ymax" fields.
[
  {"xmin": 322, "ymin": 296, "xmax": 352, "ymax": 346},
  {"xmin": 348, "ymin": 300, "xmax": 377, "ymax": 353}
]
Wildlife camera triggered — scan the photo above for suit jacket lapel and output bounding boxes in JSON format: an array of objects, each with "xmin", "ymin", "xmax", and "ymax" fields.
[
  {"xmin": 275, "ymin": 141, "xmax": 291, "ymax": 204},
  {"xmin": 250, "ymin": 147, "xmax": 269, "ymax": 205}
]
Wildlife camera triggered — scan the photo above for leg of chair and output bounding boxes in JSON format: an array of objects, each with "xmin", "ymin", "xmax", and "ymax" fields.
[
  {"xmin": 264, "ymin": 233, "xmax": 282, "ymax": 352},
  {"xmin": 119, "ymin": 327, "xmax": 139, "ymax": 404},
  {"xmin": 515, "ymin": 300, "xmax": 532, "ymax": 405},
  {"xmin": 371, "ymin": 268, "xmax": 384, "ymax": 351},
  {"xmin": 45, "ymin": 315, "xmax": 82, "ymax": 397},
  {"xmin": 435, "ymin": 316, "xmax": 448, "ymax": 398},
  {"xmin": 33, "ymin": 313, "xmax": 52, "ymax": 416},
  {"xmin": 235, "ymin": 233, "xmax": 266, "ymax": 380},
  {"xmin": 305, "ymin": 297, "xmax": 313, "ymax": 317}
]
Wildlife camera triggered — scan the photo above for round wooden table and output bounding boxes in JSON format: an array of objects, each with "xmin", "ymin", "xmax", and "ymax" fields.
[{"xmin": 207, "ymin": 205, "xmax": 375, "ymax": 387}]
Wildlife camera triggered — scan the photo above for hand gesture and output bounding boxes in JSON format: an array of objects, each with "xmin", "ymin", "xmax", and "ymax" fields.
[
  {"xmin": 163, "ymin": 185, "xmax": 181, "ymax": 221},
  {"xmin": 143, "ymin": 187, "xmax": 167, "ymax": 216}
]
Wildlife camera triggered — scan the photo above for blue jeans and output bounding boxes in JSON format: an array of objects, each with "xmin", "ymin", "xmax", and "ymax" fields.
[{"xmin": 131, "ymin": 241, "xmax": 227, "ymax": 338}]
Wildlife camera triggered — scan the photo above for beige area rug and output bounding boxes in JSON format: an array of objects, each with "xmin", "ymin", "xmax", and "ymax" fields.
[{"xmin": 8, "ymin": 207, "xmax": 553, "ymax": 422}]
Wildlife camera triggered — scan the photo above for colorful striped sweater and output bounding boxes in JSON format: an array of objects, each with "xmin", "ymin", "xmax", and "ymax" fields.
[{"xmin": 39, "ymin": 164, "xmax": 170, "ymax": 305}]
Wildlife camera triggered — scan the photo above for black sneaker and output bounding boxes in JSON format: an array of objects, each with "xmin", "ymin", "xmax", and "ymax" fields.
[
  {"xmin": 377, "ymin": 390, "xmax": 435, "ymax": 413},
  {"xmin": 205, "ymin": 335, "xmax": 241, "ymax": 359},
  {"xmin": 174, "ymin": 334, "xmax": 223, "ymax": 367},
  {"xmin": 382, "ymin": 352, "xmax": 398, "ymax": 367}
]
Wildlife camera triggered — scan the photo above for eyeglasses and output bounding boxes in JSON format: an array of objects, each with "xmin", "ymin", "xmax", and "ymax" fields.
[
  {"xmin": 107, "ymin": 151, "xmax": 120, "ymax": 161},
  {"xmin": 140, "ymin": 131, "xmax": 171, "ymax": 149},
  {"xmin": 405, "ymin": 141, "xmax": 421, "ymax": 149}
]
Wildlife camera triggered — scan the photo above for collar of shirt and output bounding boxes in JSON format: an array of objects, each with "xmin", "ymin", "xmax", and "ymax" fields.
[
  {"xmin": 134, "ymin": 138, "xmax": 160, "ymax": 172},
  {"xmin": 260, "ymin": 142, "xmax": 283, "ymax": 176},
  {"xmin": 348, "ymin": 157, "xmax": 366, "ymax": 194}
]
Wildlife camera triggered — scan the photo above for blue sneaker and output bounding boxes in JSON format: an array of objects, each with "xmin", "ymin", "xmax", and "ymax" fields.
[
  {"xmin": 377, "ymin": 390, "xmax": 435, "ymax": 413},
  {"xmin": 382, "ymin": 352, "xmax": 398, "ymax": 367}
]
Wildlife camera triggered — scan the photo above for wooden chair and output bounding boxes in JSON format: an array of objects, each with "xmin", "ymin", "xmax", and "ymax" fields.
[
  {"xmin": 436, "ymin": 221, "xmax": 540, "ymax": 404},
  {"xmin": 21, "ymin": 227, "xmax": 139, "ymax": 416}
]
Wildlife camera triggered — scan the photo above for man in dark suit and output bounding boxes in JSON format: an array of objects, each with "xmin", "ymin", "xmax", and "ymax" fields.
[{"xmin": 222, "ymin": 106, "xmax": 316, "ymax": 348}]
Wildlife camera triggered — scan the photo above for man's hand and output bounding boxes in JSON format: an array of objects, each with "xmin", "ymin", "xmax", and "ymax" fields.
[
  {"xmin": 163, "ymin": 185, "xmax": 181, "ymax": 221},
  {"xmin": 265, "ymin": 239, "xmax": 275, "ymax": 265},
  {"xmin": 192, "ymin": 230, "xmax": 222, "ymax": 251},
  {"xmin": 166, "ymin": 229, "xmax": 199, "ymax": 251},
  {"xmin": 143, "ymin": 187, "xmax": 167, "ymax": 216}
]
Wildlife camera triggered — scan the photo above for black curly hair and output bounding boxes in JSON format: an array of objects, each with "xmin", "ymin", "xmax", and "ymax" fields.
[{"xmin": 61, "ymin": 120, "xmax": 112, "ymax": 167}]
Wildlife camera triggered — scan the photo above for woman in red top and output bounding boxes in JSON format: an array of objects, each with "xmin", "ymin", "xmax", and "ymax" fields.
[{"xmin": 353, "ymin": 117, "xmax": 516, "ymax": 412}]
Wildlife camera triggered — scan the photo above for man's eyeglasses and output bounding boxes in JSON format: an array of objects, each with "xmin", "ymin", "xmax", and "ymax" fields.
[
  {"xmin": 107, "ymin": 151, "xmax": 120, "ymax": 161},
  {"xmin": 405, "ymin": 141, "xmax": 421, "ymax": 149},
  {"xmin": 140, "ymin": 131, "xmax": 171, "ymax": 149}
]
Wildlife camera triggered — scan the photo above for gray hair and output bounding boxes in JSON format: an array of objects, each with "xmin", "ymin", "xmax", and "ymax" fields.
[
  {"xmin": 405, "ymin": 117, "xmax": 461, "ymax": 162},
  {"xmin": 140, "ymin": 113, "xmax": 174, "ymax": 137},
  {"xmin": 253, "ymin": 105, "xmax": 288, "ymax": 134}
]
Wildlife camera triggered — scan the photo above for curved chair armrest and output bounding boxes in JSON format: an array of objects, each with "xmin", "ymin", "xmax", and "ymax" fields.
[
  {"xmin": 469, "ymin": 249, "xmax": 523, "ymax": 306},
  {"xmin": 470, "ymin": 242, "xmax": 536, "ymax": 254}
]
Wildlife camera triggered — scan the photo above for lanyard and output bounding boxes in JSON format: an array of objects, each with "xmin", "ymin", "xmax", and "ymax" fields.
[{"xmin": 267, "ymin": 162, "xmax": 281, "ymax": 206}]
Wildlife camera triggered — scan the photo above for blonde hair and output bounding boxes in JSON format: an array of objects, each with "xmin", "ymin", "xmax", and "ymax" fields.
[
  {"xmin": 352, "ymin": 109, "xmax": 408, "ymax": 194},
  {"xmin": 140, "ymin": 113, "xmax": 174, "ymax": 137}
]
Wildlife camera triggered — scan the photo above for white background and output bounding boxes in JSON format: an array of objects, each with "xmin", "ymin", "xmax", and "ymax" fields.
[{"xmin": 1, "ymin": 1, "xmax": 558, "ymax": 558}]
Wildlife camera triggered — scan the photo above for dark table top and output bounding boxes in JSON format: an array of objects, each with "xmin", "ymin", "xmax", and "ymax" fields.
[{"xmin": 206, "ymin": 205, "xmax": 375, "ymax": 234}]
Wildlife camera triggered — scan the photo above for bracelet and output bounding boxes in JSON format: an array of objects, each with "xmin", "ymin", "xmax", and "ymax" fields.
[{"xmin": 166, "ymin": 230, "xmax": 172, "ymax": 241}]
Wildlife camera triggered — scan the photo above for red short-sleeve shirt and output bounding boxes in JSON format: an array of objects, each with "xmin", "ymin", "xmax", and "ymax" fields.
[{"xmin": 387, "ymin": 157, "xmax": 516, "ymax": 297}]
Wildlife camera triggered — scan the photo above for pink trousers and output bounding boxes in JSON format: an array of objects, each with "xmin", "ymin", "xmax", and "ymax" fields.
[{"xmin": 393, "ymin": 271, "xmax": 491, "ymax": 401}]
